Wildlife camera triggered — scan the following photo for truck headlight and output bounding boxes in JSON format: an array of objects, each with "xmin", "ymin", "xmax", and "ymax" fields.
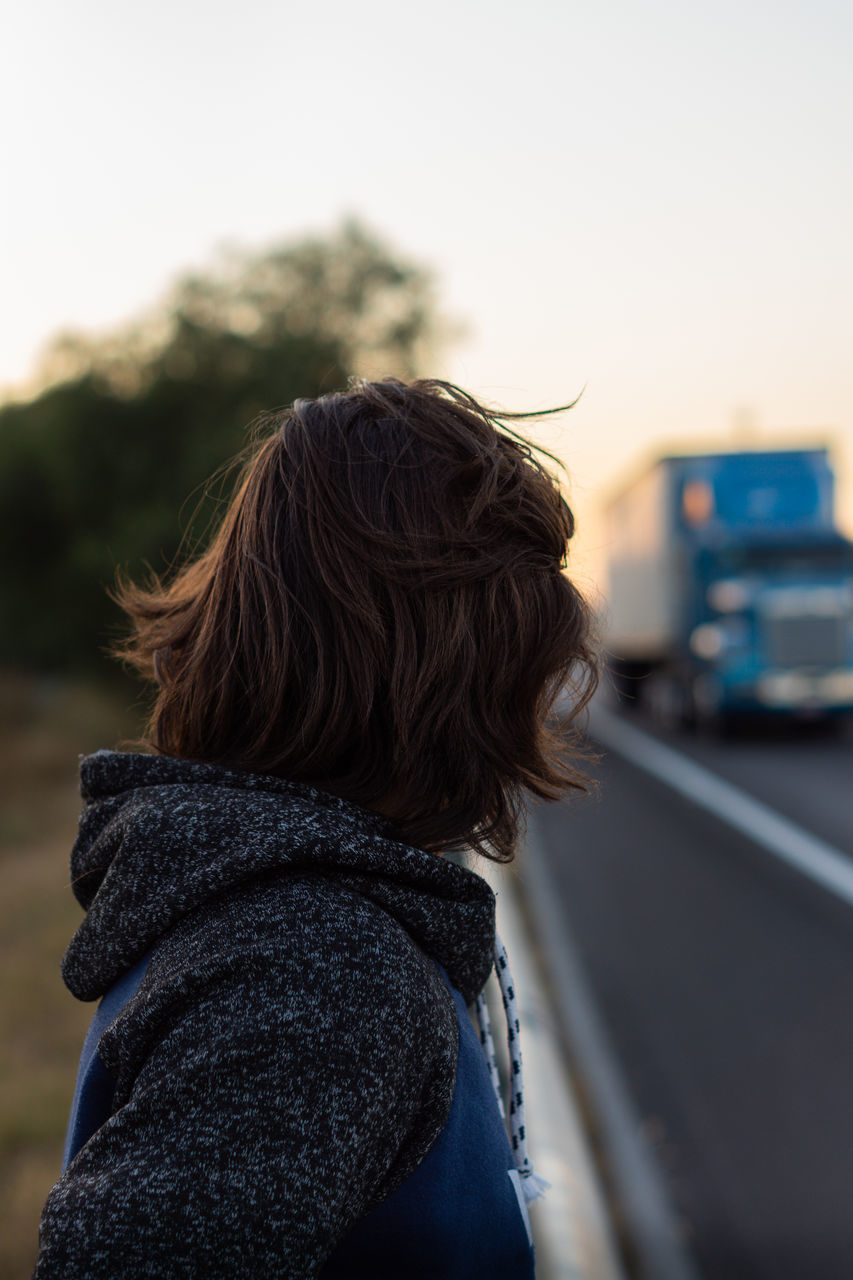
[
  {"xmin": 690, "ymin": 624, "xmax": 725, "ymax": 659},
  {"xmin": 707, "ymin": 579, "xmax": 751, "ymax": 612}
]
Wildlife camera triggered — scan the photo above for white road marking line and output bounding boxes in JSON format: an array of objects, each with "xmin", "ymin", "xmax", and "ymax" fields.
[{"xmin": 588, "ymin": 705, "xmax": 853, "ymax": 909}]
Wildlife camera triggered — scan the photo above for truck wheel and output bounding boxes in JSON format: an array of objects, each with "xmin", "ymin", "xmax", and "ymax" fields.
[
  {"xmin": 677, "ymin": 678, "xmax": 697, "ymax": 730},
  {"xmin": 646, "ymin": 672, "xmax": 695, "ymax": 731},
  {"xmin": 691, "ymin": 674, "xmax": 728, "ymax": 737}
]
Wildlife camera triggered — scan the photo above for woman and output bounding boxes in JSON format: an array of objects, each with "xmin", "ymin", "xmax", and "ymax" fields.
[{"xmin": 34, "ymin": 378, "xmax": 597, "ymax": 1277}]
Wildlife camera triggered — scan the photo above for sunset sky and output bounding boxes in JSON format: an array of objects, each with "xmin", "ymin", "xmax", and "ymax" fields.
[{"xmin": 4, "ymin": 0, "xmax": 852, "ymax": 584}]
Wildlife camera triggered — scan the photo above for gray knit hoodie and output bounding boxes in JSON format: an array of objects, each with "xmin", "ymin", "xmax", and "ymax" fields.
[{"xmin": 33, "ymin": 750, "xmax": 505, "ymax": 1277}]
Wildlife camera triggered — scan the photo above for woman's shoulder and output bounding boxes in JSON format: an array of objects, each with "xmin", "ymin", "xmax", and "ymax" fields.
[
  {"xmin": 170, "ymin": 869, "xmax": 445, "ymax": 961},
  {"xmin": 141, "ymin": 870, "xmax": 460, "ymax": 1046}
]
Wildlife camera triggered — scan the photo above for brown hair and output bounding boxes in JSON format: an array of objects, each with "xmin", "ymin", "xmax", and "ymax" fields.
[{"xmin": 113, "ymin": 378, "xmax": 598, "ymax": 860}]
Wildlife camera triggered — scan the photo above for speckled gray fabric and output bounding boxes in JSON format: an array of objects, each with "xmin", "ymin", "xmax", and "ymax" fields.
[{"xmin": 34, "ymin": 750, "xmax": 498, "ymax": 1278}]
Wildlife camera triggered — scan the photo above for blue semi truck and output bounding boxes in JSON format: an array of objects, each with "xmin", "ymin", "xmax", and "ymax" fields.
[{"xmin": 604, "ymin": 448, "xmax": 853, "ymax": 725}]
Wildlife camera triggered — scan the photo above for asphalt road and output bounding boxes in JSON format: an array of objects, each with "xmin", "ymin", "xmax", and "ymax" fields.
[{"xmin": 530, "ymin": 698, "xmax": 853, "ymax": 1280}]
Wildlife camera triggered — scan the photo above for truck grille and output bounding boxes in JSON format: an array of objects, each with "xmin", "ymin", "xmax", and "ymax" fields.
[{"xmin": 764, "ymin": 615, "xmax": 846, "ymax": 667}]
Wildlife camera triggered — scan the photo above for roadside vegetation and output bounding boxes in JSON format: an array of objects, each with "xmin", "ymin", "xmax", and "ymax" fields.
[
  {"xmin": 0, "ymin": 219, "xmax": 445, "ymax": 678},
  {"xmin": 0, "ymin": 674, "xmax": 142, "ymax": 1277}
]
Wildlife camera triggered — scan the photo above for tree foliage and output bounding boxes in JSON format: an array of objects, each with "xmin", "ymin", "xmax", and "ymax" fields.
[{"xmin": 0, "ymin": 221, "xmax": 445, "ymax": 674}]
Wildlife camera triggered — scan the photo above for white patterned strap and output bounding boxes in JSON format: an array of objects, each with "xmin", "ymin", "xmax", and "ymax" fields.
[{"xmin": 474, "ymin": 932, "xmax": 550, "ymax": 1204}]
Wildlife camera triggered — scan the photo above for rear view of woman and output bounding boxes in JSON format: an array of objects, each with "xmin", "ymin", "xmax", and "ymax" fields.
[{"xmin": 34, "ymin": 378, "xmax": 597, "ymax": 1277}]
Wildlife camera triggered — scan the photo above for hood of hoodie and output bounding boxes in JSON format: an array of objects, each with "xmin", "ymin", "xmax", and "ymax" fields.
[{"xmin": 63, "ymin": 750, "xmax": 496, "ymax": 1005}]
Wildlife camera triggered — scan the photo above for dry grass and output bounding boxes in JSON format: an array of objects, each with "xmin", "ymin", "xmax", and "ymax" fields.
[{"xmin": 0, "ymin": 673, "xmax": 143, "ymax": 1279}]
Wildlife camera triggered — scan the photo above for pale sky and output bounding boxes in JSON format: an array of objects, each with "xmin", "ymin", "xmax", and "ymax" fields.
[{"xmin": 4, "ymin": 0, "xmax": 852, "ymax": 584}]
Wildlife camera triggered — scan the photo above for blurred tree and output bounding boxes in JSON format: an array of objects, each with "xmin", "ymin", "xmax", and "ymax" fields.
[{"xmin": 0, "ymin": 220, "xmax": 447, "ymax": 674}]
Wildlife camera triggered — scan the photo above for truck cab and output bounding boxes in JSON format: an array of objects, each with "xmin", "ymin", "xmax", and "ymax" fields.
[{"xmin": 605, "ymin": 449, "xmax": 853, "ymax": 725}]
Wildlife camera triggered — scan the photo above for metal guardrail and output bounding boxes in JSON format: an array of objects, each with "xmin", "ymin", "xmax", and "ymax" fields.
[{"xmin": 479, "ymin": 856, "xmax": 626, "ymax": 1280}]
